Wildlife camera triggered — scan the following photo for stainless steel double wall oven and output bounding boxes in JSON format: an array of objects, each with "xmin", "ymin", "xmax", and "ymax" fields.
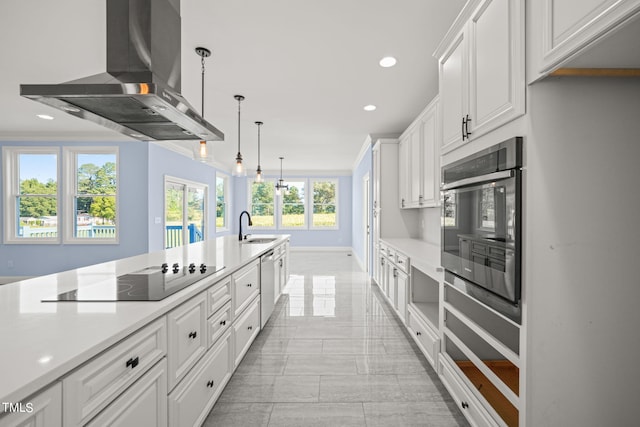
[{"xmin": 441, "ymin": 137, "xmax": 523, "ymax": 323}]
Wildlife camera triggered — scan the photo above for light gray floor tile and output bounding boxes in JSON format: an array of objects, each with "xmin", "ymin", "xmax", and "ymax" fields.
[
  {"xmin": 284, "ymin": 339, "xmax": 324, "ymax": 354},
  {"xmin": 382, "ymin": 338, "xmax": 423, "ymax": 355},
  {"xmin": 219, "ymin": 375, "xmax": 320, "ymax": 403},
  {"xmin": 284, "ymin": 354, "xmax": 358, "ymax": 375},
  {"xmin": 363, "ymin": 402, "xmax": 469, "ymax": 427},
  {"xmin": 268, "ymin": 403, "xmax": 366, "ymax": 427},
  {"xmin": 396, "ymin": 373, "xmax": 452, "ymax": 402},
  {"xmin": 319, "ymin": 374, "xmax": 407, "ymax": 402},
  {"xmin": 355, "ymin": 354, "xmax": 430, "ymax": 375},
  {"xmin": 202, "ymin": 402, "xmax": 272, "ymax": 427},
  {"xmin": 235, "ymin": 354, "xmax": 288, "ymax": 375},
  {"xmin": 322, "ymin": 339, "xmax": 387, "ymax": 354}
]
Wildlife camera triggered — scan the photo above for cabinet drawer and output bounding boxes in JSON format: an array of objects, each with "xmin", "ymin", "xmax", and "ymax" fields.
[
  {"xmin": 439, "ymin": 357, "xmax": 496, "ymax": 427},
  {"xmin": 208, "ymin": 301, "xmax": 232, "ymax": 348},
  {"xmin": 168, "ymin": 331, "xmax": 232, "ymax": 427},
  {"xmin": 86, "ymin": 359, "xmax": 167, "ymax": 427},
  {"xmin": 395, "ymin": 252, "xmax": 409, "ymax": 273},
  {"xmin": 208, "ymin": 277, "xmax": 231, "ymax": 317},
  {"xmin": 0, "ymin": 382, "xmax": 62, "ymax": 427},
  {"xmin": 233, "ymin": 296, "xmax": 261, "ymax": 367},
  {"xmin": 167, "ymin": 293, "xmax": 208, "ymax": 391},
  {"xmin": 233, "ymin": 261, "xmax": 260, "ymax": 317},
  {"xmin": 407, "ymin": 308, "xmax": 439, "ymax": 368},
  {"xmin": 63, "ymin": 317, "xmax": 167, "ymax": 426}
]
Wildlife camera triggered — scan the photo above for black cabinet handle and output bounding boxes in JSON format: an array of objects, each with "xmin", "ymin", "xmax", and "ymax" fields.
[
  {"xmin": 126, "ymin": 356, "xmax": 139, "ymax": 369},
  {"xmin": 416, "ymin": 331, "xmax": 422, "ymax": 336},
  {"xmin": 219, "ymin": 320, "xmax": 226, "ymax": 326},
  {"xmin": 464, "ymin": 114, "xmax": 472, "ymax": 139},
  {"xmin": 461, "ymin": 116, "xmax": 466, "ymax": 140},
  {"xmin": 247, "ymin": 326, "xmax": 253, "ymax": 331},
  {"xmin": 188, "ymin": 331, "xmax": 197, "ymax": 339},
  {"xmin": 206, "ymin": 380, "xmax": 215, "ymax": 388},
  {"xmin": 246, "ymin": 283, "xmax": 252, "ymax": 287},
  {"xmin": 461, "ymin": 401, "xmax": 469, "ymax": 409}
]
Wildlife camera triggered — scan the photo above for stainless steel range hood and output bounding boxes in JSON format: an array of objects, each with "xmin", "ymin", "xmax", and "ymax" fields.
[{"xmin": 20, "ymin": 0, "xmax": 224, "ymax": 142}]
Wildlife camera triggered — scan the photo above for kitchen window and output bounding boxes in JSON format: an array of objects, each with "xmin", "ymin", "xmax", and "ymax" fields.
[
  {"xmin": 249, "ymin": 179, "xmax": 276, "ymax": 229},
  {"xmin": 216, "ymin": 173, "xmax": 229, "ymax": 231},
  {"xmin": 164, "ymin": 176, "xmax": 207, "ymax": 249},
  {"xmin": 64, "ymin": 147, "xmax": 118, "ymax": 243},
  {"xmin": 280, "ymin": 180, "xmax": 306, "ymax": 229},
  {"xmin": 2, "ymin": 147, "xmax": 60, "ymax": 244},
  {"xmin": 311, "ymin": 179, "xmax": 338, "ymax": 229}
]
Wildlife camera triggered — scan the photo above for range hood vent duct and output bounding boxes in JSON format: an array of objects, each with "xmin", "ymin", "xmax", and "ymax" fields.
[{"xmin": 20, "ymin": 0, "xmax": 224, "ymax": 142}]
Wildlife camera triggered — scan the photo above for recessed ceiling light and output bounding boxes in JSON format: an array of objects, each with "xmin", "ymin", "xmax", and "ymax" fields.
[
  {"xmin": 364, "ymin": 105, "xmax": 377, "ymax": 112},
  {"xmin": 379, "ymin": 56, "xmax": 397, "ymax": 68},
  {"xmin": 61, "ymin": 106, "xmax": 81, "ymax": 113},
  {"xmin": 130, "ymin": 133, "xmax": 145, "ymax": 138},
  {"xmin": 37, "ymin": 114, "xmax": 54, "ymax": 120}
]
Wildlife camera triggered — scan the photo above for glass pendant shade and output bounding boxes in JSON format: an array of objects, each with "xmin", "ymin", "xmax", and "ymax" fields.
[{"xmin": 193, "ymin": 140, "xmax": 212, "ymax": 163}]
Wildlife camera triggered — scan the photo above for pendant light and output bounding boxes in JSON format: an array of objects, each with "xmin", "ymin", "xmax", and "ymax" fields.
[
  {"xmin": 193, "ymin": 47, "xmax": 213, "ymax": 163},
  {"xmin": 275, "ymin": 156, "xmax": 289, "ymax": 196},
  {"xmin": 233, "ymin": 94, "xmax": 246, "ymax": 176},
  {"xmin": 255, "ymin": 121, "xmax": 264, "ymax": 183}
]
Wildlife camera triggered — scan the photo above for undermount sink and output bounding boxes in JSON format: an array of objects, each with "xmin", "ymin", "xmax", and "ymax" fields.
[{"xmin": 242, "ymin": 237, "xmax": 278, "ymax": 244}]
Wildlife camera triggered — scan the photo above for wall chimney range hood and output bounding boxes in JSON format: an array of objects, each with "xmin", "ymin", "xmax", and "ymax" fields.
[{"xmin": 20, "ymin": 0, "xmax": 224, "ymax": 142}]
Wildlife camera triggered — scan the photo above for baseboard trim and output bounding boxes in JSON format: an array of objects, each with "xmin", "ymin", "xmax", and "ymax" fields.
[{"xmin": 352, "ymin": 251, "xmax": 365, "ymax": 273}]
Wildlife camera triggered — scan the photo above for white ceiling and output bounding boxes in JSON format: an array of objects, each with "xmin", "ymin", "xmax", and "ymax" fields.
[{"xmin": 0, "ymin": 0, "xmax": 465, "ymax": 173}]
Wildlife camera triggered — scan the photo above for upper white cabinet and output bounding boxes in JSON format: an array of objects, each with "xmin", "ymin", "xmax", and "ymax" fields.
[
  {"xmin": 435, "ymin": 0, "xmax": 525, "ymax": 153},
  {"xmin": 529, "ymin": 0, "xmax": 640, "ymax": 79},
  {"xmin": 398, "ymin": 97, "xmax": 441, "ymax": 209}
]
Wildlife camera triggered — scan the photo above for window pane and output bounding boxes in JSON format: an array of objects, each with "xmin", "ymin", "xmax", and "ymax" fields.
[
  {"xmin": 77, "ymin": 154, "xmax": 117, "ymax": 195},
  {"xmin": 165, "ymin": 183, "xmax": 184, "ymax": 248},
  {"xmin": 188, "ymin": 187, "xmax": 205, "ymax": 243},
  {"xmin": 74, "ymin": 196, "xmax": 116, "ymax": 238},
  {"xmin": 17, "ymin": 153, "xmax": 58, "ymax": 239},
  {"xmin": 282, "ymin": 181, "xmax": 305, "ymax": 228},
  {"xmin": 251, "ymin": 181, "xmax": 275, "ymax": 227},
  {"xmin": 216, "ymin": 176, "xmax": 226, "ymax": 229},
  {"xmin": 17, "ymin": 196, "xmax": 58, "ymax": 238},
  {"xmin": 312, "ymin": 181, "xmax": 336, "ymax": 227}
]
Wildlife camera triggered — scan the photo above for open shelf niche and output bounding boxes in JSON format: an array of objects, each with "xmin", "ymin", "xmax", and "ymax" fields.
[{"xmin": 409, "ymin": 266, "xmax": 440, "ymax": 330}]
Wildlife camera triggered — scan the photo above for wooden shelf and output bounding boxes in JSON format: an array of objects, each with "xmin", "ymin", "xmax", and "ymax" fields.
[{"xmin": 456, "ymin": 360, "xmax": 519, "ymax": 427}]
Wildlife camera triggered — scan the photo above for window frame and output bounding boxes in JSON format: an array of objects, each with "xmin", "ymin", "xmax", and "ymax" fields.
[
  {"xmin": 310, "ymin": 178, "xmax": 339, "ymax": 230},
  {"xmin": 215, "ymin": 172, "xmax": 230, "ymax": 232},
  {"xmin": 2, "ymin": 146, "xmax": 61, "ymax": 244},
  {"xmin": 278, "ymin": 179, "xmax": 307, "ymax": 230},
  {"xmin": 164, "ymin": 175, "xmax": 209, "ymax": 249},
  {"xmin": 63, "ymin": 146, "xmax": 119, "ymax": 244},
  {"xmin": 247, "ymin": 178, "xmax": 277, "ymax": 230}
]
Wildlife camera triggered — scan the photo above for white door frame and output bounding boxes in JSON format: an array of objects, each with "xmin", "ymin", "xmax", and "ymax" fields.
[{"xmin": 363, "ymin": 172, "xmax": 371, "ymax": 274}]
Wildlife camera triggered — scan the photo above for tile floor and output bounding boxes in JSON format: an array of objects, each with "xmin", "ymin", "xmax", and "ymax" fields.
[{"xmin": 203, "ymin": 251, "xmax": 468, "ymax": 427}]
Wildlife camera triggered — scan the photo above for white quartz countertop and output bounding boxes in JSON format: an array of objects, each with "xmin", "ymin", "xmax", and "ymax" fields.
[
  {"xmin": 0, "ymin": 234, "xmax": 289, "ymax": 404},
  {"xmin": 380, "ymin": 238, "xmax": 443, "ymax": 280}
]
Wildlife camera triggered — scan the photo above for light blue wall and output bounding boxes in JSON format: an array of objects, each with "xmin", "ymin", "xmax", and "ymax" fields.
[
  {"xmin": 233, "ymin": 175, "xmax": 352, "ymax": 247},
  {"xmin": 0, "ymin": 140, "xmax": 149, "ymax": 276},
  {"xmin": 147, "ymin": 144, "xmax": 233, "ymax": 252},
  {"xmin": 351, "ymin": 146, "xmax": 373, "ymax": 271}
]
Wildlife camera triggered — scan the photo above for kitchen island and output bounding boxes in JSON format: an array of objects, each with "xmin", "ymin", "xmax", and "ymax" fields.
[{"xmin": 0, "ymin": 234, "xmax": 289, "ymax": 426}]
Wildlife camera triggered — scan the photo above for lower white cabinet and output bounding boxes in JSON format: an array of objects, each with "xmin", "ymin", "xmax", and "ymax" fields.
[
  {"xmin": 0, "ymin": 382, "xmax": 62, "ymax": 427},
  {"xmin": 439, "ymin": 357, "xmax": 496, "ymax": 427},
  {"xmin": 168, "ymin": 330, "xmax": 233, "ymax": 427},
  {"xmin": 233, "ymin": 261, "xmax": 260, "ymax": 318},
  {"xmin": 86, "ymin": 359, "xmax": 167, "ymax": 427},
  {"xmin": 167, "ymin": 293, "xmax": 208, "ymax": 391},
  {"xmin": 407, "ymin": 305, "xmax": 440, "ymax": 368},
  {"xmin": 208, "ymin": 301, "xmax": 232, "ymax": 348},
  {"xmin": 396, "ymin": 268, "xmax": 408, "ymax": 323},
  {"xmin": 233, "ymin": 296, "xmax": 261, "ymax": 367}
]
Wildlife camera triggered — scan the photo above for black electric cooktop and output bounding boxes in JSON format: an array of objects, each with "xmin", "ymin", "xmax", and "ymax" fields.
[{"xmin": 43, "ymin": 263, "xmax": 225, "ymax": 302}]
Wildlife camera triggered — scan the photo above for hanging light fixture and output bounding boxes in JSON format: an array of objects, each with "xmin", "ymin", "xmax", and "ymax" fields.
[
  {"xmin": 193, "ymin": 47, "xmax": 213, "ymax": 163},
  {"xmin": 255, "ymin": 121, "xmax": 264, "ymax": 183},
  {"xmin": 275, "ymin": 156, "xmax": 289, "ymax": 196},
  {"xmin": 233, "ymin": 94, "xmax": 246, "ymax": 176}
]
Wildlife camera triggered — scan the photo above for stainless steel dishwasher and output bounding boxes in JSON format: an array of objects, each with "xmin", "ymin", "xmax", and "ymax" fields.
[{"xmin": 260, "ymin": 250, "xmax": 276, "ymax": 328}]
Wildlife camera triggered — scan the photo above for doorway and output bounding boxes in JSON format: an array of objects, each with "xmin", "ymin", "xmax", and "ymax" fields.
[{"xmin": 363, "ymin": 173, "xmax": 371, "ymax": 274}]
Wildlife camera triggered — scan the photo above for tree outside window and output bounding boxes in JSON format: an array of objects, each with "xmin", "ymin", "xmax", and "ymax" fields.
[
  {"xmin": 250, "ymin": 180, "xmax": 275, "ymax": 228},
  {"xmin": 281, "ymin": 181, "xmax": 305, "ymax": 228},
  {"xmin": 312, "ymin": 180, "xmax": 337, "ymax": 228}
]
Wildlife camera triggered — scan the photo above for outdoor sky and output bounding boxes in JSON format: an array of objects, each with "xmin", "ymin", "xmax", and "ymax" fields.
[{"xmin": 19, "ymin": 153, "xmax": 114, "ymax": 183}]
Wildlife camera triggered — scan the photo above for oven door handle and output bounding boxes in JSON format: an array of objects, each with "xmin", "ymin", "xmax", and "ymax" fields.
[{"xmin": 441, "ymin": 170, "xmax": 514, "ymax": 191}]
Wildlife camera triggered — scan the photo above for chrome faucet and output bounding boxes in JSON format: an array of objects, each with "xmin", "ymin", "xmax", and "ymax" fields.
[{"xmin": 238, "ymin": 210, "xmax": 253, "ymax": 241}]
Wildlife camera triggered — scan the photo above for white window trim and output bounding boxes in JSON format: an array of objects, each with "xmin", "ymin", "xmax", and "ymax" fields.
[
  {"xmin": 164, "ymin": 175, "xmax": 209, "ymax": 249},
  {"xmin": 278, "ymin": 179, "xmax": 308, "ymax": 230},
  {"xmin": 63, "ymin": 146, "xmax": 119, "ymax": 244},
  {"xmin": 310, "ymin": 178, "xmax": 339, "ymax": 230},
  {"xmin": 247, "ymin": 178, "xmax": 277, "ymax": 230},
  {"xmin": 2, "ymin": 146, "xmax": 61, "ymax": 244},
  {"xmin": 216, "ymin": 172, "xmax": 230, "ymax": 232}
]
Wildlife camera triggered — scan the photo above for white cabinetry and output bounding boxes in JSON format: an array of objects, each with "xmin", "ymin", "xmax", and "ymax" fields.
[
  {"xmin": 530, "ymin": 0, "xmax": 640, "ymax": 78},
  {"xmin": 435, "ymin": 0, "xmax": 525, "ymax": 153},
  {"xmin": 399, "ymin": 97, "xmax": 441, "ymax": 208},
  {"xmin": 0, "ymin": 383, "xmax": 62, "ymax": 427},
  {"xmin": 86, "ymin": 359, "xmax": 167, "ymax": 427},
  {"xmin": 233, "ymin": 296, "xmax": 261, "ymax": 367},
  {"xmin": 232, "ymin": 261, "xmax": 260, "ymax": 318}
]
